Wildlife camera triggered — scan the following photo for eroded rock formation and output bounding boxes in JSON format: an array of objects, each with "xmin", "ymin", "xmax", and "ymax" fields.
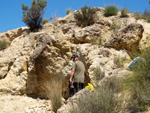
[{"xmin": 0, "ymin": 7, "xmax": 150, "ymax": 112}]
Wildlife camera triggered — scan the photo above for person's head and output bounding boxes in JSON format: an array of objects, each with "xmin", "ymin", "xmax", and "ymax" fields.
[{"xmin": 71, "ymin": 54, "xmax": 79, "ymax": 61}]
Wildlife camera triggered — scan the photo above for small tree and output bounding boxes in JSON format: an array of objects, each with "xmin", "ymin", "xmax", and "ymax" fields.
[{"xmin": 22, "ymin": 0, "xmax": 48, "ymax": 32}]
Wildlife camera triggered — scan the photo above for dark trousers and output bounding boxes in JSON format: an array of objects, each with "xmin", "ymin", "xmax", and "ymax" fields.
[
  {"xmin": 69, "ymin": 81, "xmax": 74, "ymax": 97},
  {"xmin": 74, "ymin": 82, "xmax": 84, "ymax": 93},
  {"xmin": 69, "ymin": 82, "xmax": 84, "ymax": 97}
]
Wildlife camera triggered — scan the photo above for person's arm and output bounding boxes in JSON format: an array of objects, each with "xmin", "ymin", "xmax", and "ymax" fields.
[{"xmin": 70, "ymin": 68, "xmax": 75, "ymax": 83}]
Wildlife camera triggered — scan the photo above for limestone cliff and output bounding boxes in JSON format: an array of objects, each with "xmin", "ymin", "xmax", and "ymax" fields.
[{"xmin": 0, "ymin": 7, "xmax": 149, "ymax": 112}]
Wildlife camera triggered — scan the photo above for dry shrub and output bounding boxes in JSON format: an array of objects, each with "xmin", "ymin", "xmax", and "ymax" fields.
[
  {"xmin": 93, "ymin": 65, "xmax": 105, "ymax": 81},
  {"xmin": 91, "ymin": 35, "xmax": 103, "ymax": 47},
  {"xmin": 70, "ymin": 77, "xmax": 122, "ymax": 113},
  {"xmin": 42, "ymin": 80, "xmax": 63, "ymax": 113},
  {"xmin": 110, "ymin": 21, "xmax": 120, "ymax": 31},
  {"xmin": 133, "ymin": 11, "xmax": 141, "ymax": 20},
  {"xmin": 50, "ymin": 12, "xmax": 58, "ymax": 22},
  {"xmin": 113, "ymin": 56, "xmax": 126, "ymax": 68},
  {"xmin": 120, "ymin": 8, "xmax": 129, "ymax": 18}
]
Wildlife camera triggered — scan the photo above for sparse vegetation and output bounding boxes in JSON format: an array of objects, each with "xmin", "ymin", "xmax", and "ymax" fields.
[
  {"xmin": 66, "ymin": 8, "xmax": 72, "ymax": 15},
  {"xmin": 104, "ymin": 5, "xmax": 118, "ymax": 17},
  {"xmin": 42, "ymin": 80, "xmax": 63, "ymax": 113},
  {"xmin": 50, "ymin": 12, "xmax": 58, "ymax": 22},
  {"xmin": 42, "ymin": 18, "xmax": 49, "ymax": 25},
  {"xmin": 0, "ymin": 39, "xmax": 7, "ymax": 50},
  {"xmin": 133, "ymin": 9, "xmax": 150, "ymax": 22},
  {"xmin": 110, "ymin": 21, "xmax": 120, "ymax": 31},
  {"xmin": 120, "ymin": 8, "xmax": 129, "ymax": 18},
  {"xmin": 74, "ymin": 6, "xmax": 96, "ymax": 27},
  {"xmin": 125, "ymin": 47, "xmax": 150, "ymax": 112},
  {"xmin": 97, "ymin": 35, "xmax": 103, "ymax": 47},
  {"xmin": 91, "ymin": 35, "xmax": 103, "ymax": 47},
  {"xmin": 141, "ymin": 10, "xmax": 150, "ymax": 22},
  {"xmin": 93, "ymin": 65, "xmax": 105, "ymax": 81},
  {"xmin": 123, "ymin": 19, "xmax": 128, "ymax": 26},
  {"xmin": 133, "ymin": 11, "xmax": 141, "ymax": 20},
  {"xmin": 70, "ymin": 77, "xmax": 122, "ymax": 113},
  {"xmin": 22, "ymin": 0, "xmax": 48, "ymax": 32},
  {"xmin": 113, "ymin": 56, "xmax": 126, "ymax": 68}
]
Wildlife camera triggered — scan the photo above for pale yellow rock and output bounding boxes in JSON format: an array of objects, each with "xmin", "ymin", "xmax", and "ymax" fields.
[{"xmin": 0, "ymin": 7, "xmax": 150, "ymax": 113}]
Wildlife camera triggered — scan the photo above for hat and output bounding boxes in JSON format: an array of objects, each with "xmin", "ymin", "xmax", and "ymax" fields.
[{"xmin": 71, "ymin": 54, "xmax": 79, "ymax": 58}]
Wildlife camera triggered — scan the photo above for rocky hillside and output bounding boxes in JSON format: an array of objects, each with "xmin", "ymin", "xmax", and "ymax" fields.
[{"xmin": 0, "ymin": 7, "xmax": 150, "ymax": 113}]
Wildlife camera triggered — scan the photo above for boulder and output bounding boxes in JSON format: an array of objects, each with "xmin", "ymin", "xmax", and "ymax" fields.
[
  {"xmin": 72, "ymin": 24, "xmax": 102, "ymax": 43},
  {"xmin": 0, "ymin": 27, "xmax": 28, "ymax": 46},
  {"xmin": 57, "ymin": 89, "xmax": 93, "ymax": 113},
  {"xmin": 105, "ymin": 23, "xmax": 144, "ymax": 51}
]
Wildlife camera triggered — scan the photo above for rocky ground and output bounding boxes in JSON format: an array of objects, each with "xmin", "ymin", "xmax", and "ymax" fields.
[{"xmin": 0, "ymin": 94, "xmax": 53, "ymax": 113}]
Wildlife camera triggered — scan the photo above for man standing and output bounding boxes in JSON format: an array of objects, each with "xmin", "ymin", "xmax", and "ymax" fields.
[{"xmin": 69, "ymin": 54, "xmax": 86, "ymax": 94}]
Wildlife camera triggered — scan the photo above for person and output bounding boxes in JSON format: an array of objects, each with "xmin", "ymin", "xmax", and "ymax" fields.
[{"xmin": 69, "ymin": 54, "xmax": 86, "ymax": 95}]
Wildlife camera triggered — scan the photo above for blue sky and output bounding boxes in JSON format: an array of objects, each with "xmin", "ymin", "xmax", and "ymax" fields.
[{"xmin": 0, "ymin": 0, "xmax": 149, "ymax": 33}]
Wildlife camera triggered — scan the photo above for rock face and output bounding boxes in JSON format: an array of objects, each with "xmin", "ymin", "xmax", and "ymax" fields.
[
  {"xmin": 105, "ymin": 23, "xmax": 144, "ymax": 51},
  {"xmin": 26, "ymin": 32, "xmax": 75, "ymax": 98},
  {"xmin": 0, "ymin": 32, "xmax": 31, "ymax": 95},
  {"xmin": 72, "ymin": 24, "xmax": 102, "ymax": 43},
  {"xmin": 0, "ymin": 27, "xmax": 28, "ymax": 46},
  {"xmin": 77, "ymin": 44, "xmax": 131, "ymax": 85}
]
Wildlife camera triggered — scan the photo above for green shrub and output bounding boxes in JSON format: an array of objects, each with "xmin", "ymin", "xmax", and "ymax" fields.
[
  {"xmin": 42, "ymin": 18, "xmax": 49, "ymax": 25},
  {"xmin": 104, "ymin": 5, "xmax": 118, "ymax": 17},
  {"xmin": 125, "ymin": 47, "xmax": 150, "ymax": 112},
  {"xmin": 93, "ymin": 65, "xmax": 105, "ymax": 81},
  {"xmin": 22, "ymin": 0, "xmax": 48, "ymax": 32},
  {"xmin": 66, "ymin": 8, "xmax": 72, "ymax": 15},
  {"xmin": 97, "ymin": 35, "xmax": 103, "ymax": 47},
  {"xmin": 0, "ymin": 40, "xmax": 7, "ymax": 50},
  {"xmin": 120, "ymin": 8, "xmax": 129, "ymax": 17},
  {"xmin": 70, "ymin": 77, "xmax": 122, "ymax": 113},
  {"xmin": 74, "ymin": 6, "xmax": 96, "ymax": 27}
]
